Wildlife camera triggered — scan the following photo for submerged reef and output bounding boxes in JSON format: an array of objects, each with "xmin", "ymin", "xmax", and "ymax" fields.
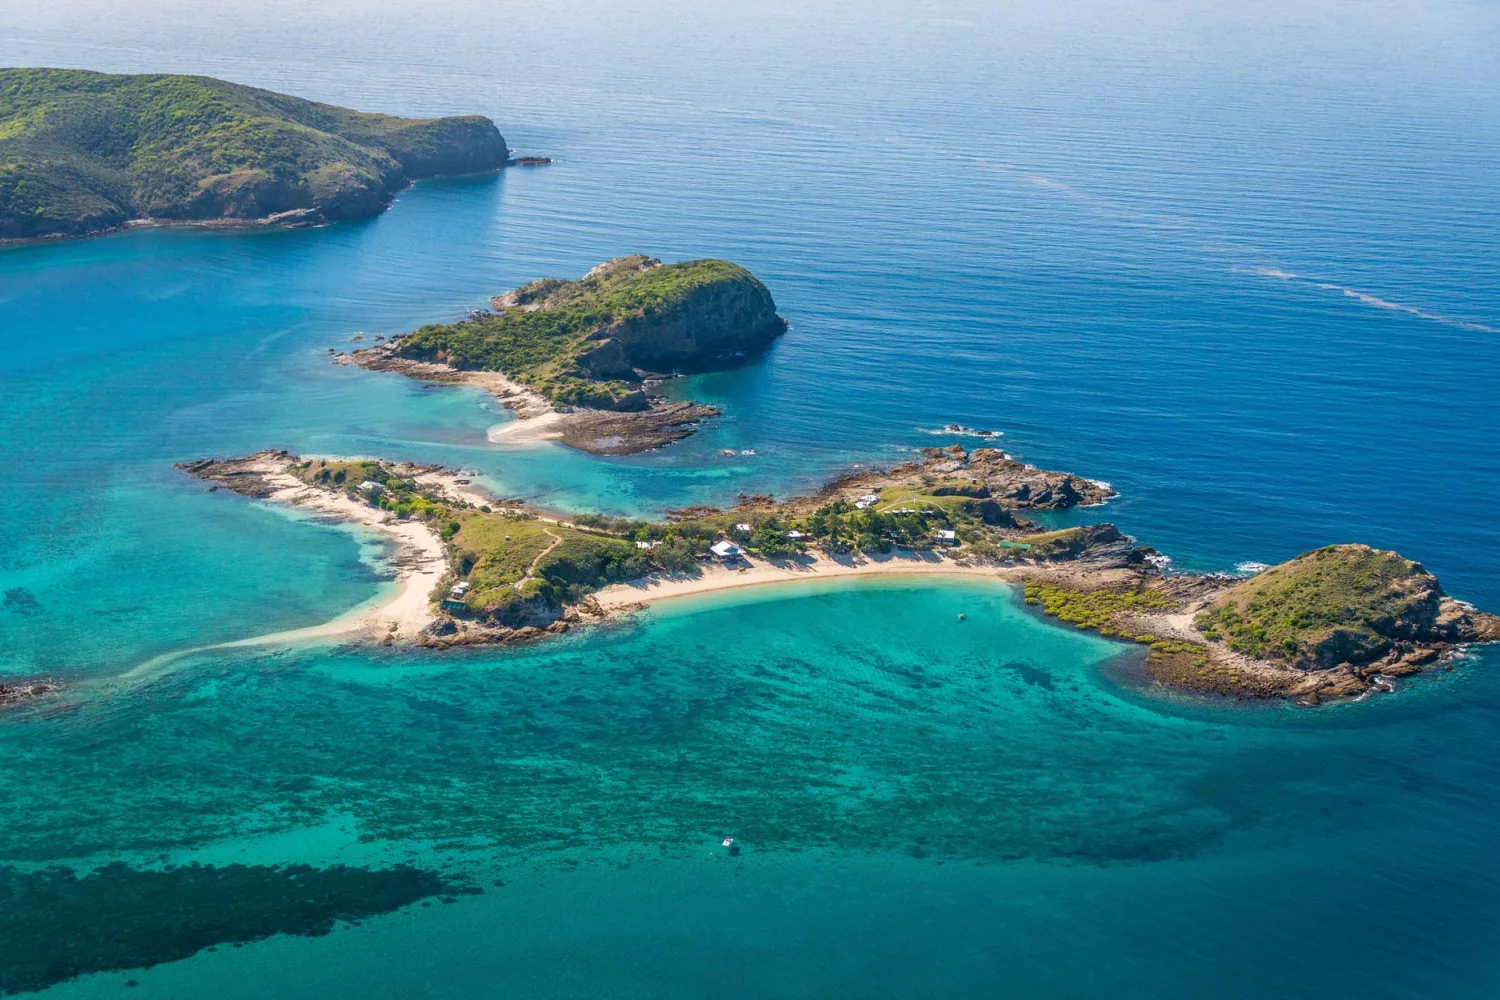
[{"xmin": 0, "ymin": 862, "xmax": 478, "ymax": 994}]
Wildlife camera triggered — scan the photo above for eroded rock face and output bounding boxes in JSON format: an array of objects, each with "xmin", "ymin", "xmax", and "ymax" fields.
[
  {"xmin": 380, "ymin": 115, "xmax": 509, "ymax": 178},
  {"xmin": 594, "ymin": 263, "xmax": 787, "ymax": 368},
  {"xmin": 1435, "ymin": 597, "xmax": 1500, "ymax": 643}
]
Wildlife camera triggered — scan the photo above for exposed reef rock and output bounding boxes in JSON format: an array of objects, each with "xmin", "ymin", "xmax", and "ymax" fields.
[
  {"xmin": 787, "ymin": 444, "xmax": 1115, "ymax": 516},
  {"xmin": 556, "ymin": 400, "xmax": 722, "ymax": 455},
  {"xmin": 0, "ymin": 681, "xmax": 59, "ymax": 710}
]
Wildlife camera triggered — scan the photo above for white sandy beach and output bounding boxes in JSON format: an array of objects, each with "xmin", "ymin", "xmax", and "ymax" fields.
[
  {"xmin": 119, "ymin": 461, "xmax": 462, "ymax": 681},
  {"xmin": 486, "ymin": 409, "xmax": 565, "ymax": 447},
  {"xmin": 243, "ymin": 473, "xmax": 448, "ymax": 644},
  {"xmin": 593, "ymin": 551, "xmax": 1025, "ymax": 610}
]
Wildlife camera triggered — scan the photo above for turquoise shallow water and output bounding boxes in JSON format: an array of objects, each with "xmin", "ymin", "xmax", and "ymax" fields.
[
  {"xmin": 6, "ymin": 582, "xmax": 1500, "ymax": 997},
  {"xmin": 3, "ymin": 0, "xmax": 1500, "ymax": 995}
]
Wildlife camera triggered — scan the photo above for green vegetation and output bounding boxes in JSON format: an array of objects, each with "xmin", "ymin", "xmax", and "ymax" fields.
[
  {"xmin": 1023, "ymin": 582, "xmax": 1210, "ymax": 668},
  {"xmin": 290, "ymin": 458, "xmax": 655, "ymax": 624},
  {"xmin": 800, "ymin": 500, "xmax": 953, "ymax": 554},
  {"xmin": 394, "ymin": 255, "xmax": 783, "ymax": 408},
  {"xmin": 1193, "ymin": 544, "xmax": 1442, "ymax": 666},
  {"xmin": 1023, "ymin": 582, "xmax": 1176, "ymax": 637},
  {"xmin": 290, "ymin": 459, "xmax": 454, "ymax": 520},
  {"xmin": 446, "ymin": 513, "xmax": 647, "ymax": 617},
  {"xmin": 0, "ymin": 68, "xmax": 506, "ymax": 240}
]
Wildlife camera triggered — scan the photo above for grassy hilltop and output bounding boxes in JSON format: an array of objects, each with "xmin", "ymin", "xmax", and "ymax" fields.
[
  {"xmin": 1193, "ymin": 544, "xmax": 1479, "ymax": 667},
  {"xmin": 0, "ymin": 68, "xmax": 507, "ymax": 240},
  {"xmin": 392, "ymin": 255, "xmax": 787, "ymax": 409}
]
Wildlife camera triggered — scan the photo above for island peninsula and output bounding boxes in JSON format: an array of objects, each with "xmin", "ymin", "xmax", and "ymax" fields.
[
  {"xmin": 176, "ymin": 444, "xmax": 1498, "ymax": 707},
  {"xmin": 0, "ymin": 69, "xmax": 515, "ymax": 243},
  {"xmin": 339, "ymin": 255, "xmax": 787, "ymax": 454}
]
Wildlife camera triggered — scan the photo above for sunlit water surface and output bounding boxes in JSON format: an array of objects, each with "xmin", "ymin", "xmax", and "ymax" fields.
[{"xmin": 2, "ymin": 1, "xmax": 1499, "ymax": 996}]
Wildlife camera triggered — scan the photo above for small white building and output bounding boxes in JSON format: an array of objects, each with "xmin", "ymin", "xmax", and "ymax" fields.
[
  {"xmin": 786, "ymin": 530, "xmax": 806, "ymax": 540},
  {"xmin": 359, "ymin": 481, "xmax": 384, "ymax": 493},
  {"xmin": 635, "ymin": 540, "xmax": 662, "ymax": 550},
  {"xmin": 710, "ymin": 540, "xmax": 744, "ymax": 561},
  {"xmin": 735, "ymin": 523, "xmax": 754, "ymax": 533},
  {"xmin": 858, "ymin": 494, "xmax": 879, "ymax": 504},
  {"xmin": 936, "ymin": 529, "xmax": 958, "ymax": 545},
  {"xmin": 854, "ymin": 500, "xmax": 873, "ymax": 510}
]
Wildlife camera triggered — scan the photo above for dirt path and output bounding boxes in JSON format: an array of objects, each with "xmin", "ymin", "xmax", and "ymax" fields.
[{"xmin": 516, "ymin": 526, "xmax": 564, "ymax": 589}]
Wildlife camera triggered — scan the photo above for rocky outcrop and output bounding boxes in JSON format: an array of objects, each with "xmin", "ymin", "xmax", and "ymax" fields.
[
  {"xmin": 176, "ymin": 452, "xmax": 294, "ymax": 498},
  {"xmin": 586, "ymin": 258, "xmax": 788, "ymax": 369},
  {"xmin": 794, "ymin": 444, "xmax": 1114, "ymax": 516},
  {"xmin": 557, "ymin": 400, "xmax": 721, "ymax": 455},
  {"xmin": 415, "ymin": 599, "xmax": 604, "ymax": 649},
  {"xmin": 962, "ymin": 447, "xmax": 1115, "ymax": 509},
  {"xmin": 347, "ymin": 257, "xmax": 784, "ymax": 456},
  {"xmin": 1, "ymin": 681, "xmax": 59, "ymax": 710}
]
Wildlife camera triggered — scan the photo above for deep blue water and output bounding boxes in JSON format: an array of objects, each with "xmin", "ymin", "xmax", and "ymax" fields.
[{"xmin": 2, "ymin": 0, "xmax": 1499, "ymax": 996}]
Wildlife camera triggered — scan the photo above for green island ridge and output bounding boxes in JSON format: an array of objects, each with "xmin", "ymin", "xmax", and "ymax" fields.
[
  {"xmin": 174, "ymin": 444, "xmax": 1499, "ymax": 707},
  {"xmin": 342, "ymin": 255, "xmax": 788, "ymax": 454},
  {"xmin": 0, "ymin": 68, "xmax": 511, "ymax": 242}
]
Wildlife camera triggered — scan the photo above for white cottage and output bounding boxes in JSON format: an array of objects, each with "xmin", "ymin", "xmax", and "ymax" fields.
[{"xmin": 710, "ymin": 541, "xmax": 744, "ymax": 561}]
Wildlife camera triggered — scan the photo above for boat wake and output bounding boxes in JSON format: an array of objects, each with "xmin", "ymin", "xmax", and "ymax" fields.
[{"xmin": 1238, "ymin": 267, "xmax": 1498, "ymax": 334}]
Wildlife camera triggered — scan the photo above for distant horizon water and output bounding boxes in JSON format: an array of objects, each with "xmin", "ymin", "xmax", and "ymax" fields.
[{"xmin": 2, "ymin": 1, "xmax": 1499, "ymax": 997}]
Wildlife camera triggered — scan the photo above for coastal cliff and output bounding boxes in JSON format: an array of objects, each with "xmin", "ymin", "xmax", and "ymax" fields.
[
  {"xmin": 0, "ymin": 69, "xmax": 510, "ymax": 242},
  {"xmin": 343, "ymin": 256, "xmax": 787, "ymax": 454}
]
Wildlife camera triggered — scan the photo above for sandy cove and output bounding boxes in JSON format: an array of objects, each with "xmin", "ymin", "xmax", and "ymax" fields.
[
  {"xmin": 594, "ymin": 552, "xmax": 1141, "ymax": 610},
  {"xmin": 183, "ymin": 455, "xmax": 464, "ymax": 653},
  {"xmin": 336, "ymin": 347, "xmax": 720, "ymax": 456},
  {"xmin": 594, "ymin": 552, "xmax": 1027, "ymax": 609},
  {"xmin": 332, "ymin": 351, "xmax": 566, "ymax": 448}
]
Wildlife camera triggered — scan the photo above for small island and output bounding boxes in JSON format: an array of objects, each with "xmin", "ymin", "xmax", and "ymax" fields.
[
  {"xmin": 177, "ymin": 444, "xmax": 1498, "ymax": 707},
  {"xmin": 0, "ymin": 69, "xmax": 515, "ymax": 243},
  {"xmin": 340, "ymin": 255, "xmax": 788, "ymax": 454}
]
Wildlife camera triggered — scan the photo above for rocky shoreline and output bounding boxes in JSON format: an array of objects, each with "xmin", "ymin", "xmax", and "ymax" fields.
[
  {"xmin": 335, "ymin": 347, "xmax": 723, "ymax": 455},
  {"xmin": 171, "ymin": 445, "xmax": 1499, "ymax": 706},
  {"xmin": 1018, "ymin": 564, "xmax": 1499, "ymax": 704},
  {"xmin": 335, "ymin": 257, "xmax": 786, "ymax": 456}
]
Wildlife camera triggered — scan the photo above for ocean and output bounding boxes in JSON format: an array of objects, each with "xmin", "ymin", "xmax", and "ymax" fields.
[{"xmin": 1, "ymin": 0, "xmax": 1498, "ymax": 995}]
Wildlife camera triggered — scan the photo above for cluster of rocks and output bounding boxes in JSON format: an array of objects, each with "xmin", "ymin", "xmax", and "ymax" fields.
[
  {"xmin": 414, "ymin": 599, "xmax": 605, "ymax": 649},
  {"xmin": 1, "ymin": 681, "xmax": 59, "ymax": 709},
  {"xmin": 792, "ymin": 444, "xmax": 1114, "ymax": 515},
  {"xmin": 176, "ymin": 453, "xmax": 293, "ymax": 498},
  {"xmin": 556, "ymin": 399, "xmax": 723, "ymax": 456}
]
